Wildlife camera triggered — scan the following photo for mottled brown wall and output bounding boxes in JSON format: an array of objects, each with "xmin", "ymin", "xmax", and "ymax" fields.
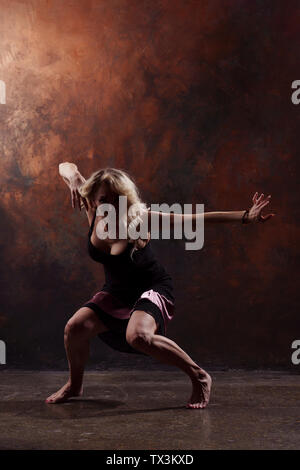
[{"xmin": 0, "ymin": 0, "xmax": 299, "ymax": 369}]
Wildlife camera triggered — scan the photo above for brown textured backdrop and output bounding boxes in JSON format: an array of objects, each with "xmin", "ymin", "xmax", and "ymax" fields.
[{"xmin": 0, "ymin": 0, "xmax": 299, "ymax": 369}]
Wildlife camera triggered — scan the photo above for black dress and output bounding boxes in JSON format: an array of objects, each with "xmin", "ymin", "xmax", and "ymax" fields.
[{"xmin": 81, "ymin": 211, "xmax": 175, "ymax": 354}]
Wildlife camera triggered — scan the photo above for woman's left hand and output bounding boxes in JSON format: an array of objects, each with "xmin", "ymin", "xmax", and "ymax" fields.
[{"xmin": 247, "ymin": 192, "xmax": 276, "ymax": 223}]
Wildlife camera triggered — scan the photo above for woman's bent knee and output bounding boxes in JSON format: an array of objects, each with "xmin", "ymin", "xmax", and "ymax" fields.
[
  {"xmin": 64, "ymin": 319, "xmax": 91, "ymax": 339},
  {"xmin": 126, "ymin": 329, "xmax": 153, "ymax": 348},
  {"xmin": 64, "ymin": 307, "xmax": 108, "ymax": 340},
  {"xmin": 126, "ymin": 310, "xmax": 157, "ymax": 347}
]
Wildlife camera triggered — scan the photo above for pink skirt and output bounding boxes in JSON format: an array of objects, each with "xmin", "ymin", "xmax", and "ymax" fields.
[{"xmin": 82, "ymin": 289, "xmax": 175, "ymax": 354}]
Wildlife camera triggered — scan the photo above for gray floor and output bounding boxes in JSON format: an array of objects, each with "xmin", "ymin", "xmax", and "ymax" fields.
[{"xmin": 0, "ymin": 369, "xmax": 299, "ymax": 450}]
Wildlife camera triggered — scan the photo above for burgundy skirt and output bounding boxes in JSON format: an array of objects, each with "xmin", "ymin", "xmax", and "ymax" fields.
[{"xmin": 82, "ymin": 289, "xmax": 175, "ymax": 355}]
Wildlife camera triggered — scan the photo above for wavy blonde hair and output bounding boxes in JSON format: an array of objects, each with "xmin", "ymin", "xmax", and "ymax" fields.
[{"xmin": 78, "ymin": 168, "xmax": 150, "ymax": 260}]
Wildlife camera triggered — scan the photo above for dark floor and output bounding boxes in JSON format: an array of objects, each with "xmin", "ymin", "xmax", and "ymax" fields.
[{"xmin": 0, "ymin": 369, "xmax": 299, "ymax": 450}]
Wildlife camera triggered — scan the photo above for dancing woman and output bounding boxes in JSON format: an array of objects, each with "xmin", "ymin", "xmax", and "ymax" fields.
[{"xmin": 45, "ymin": 162, "xmax": 275, "ymax": 408}]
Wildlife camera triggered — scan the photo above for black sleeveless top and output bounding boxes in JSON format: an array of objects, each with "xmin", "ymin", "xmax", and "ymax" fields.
[{"xmin": 88, "ymin": 212, "xmax": 174, "ymax": 306}]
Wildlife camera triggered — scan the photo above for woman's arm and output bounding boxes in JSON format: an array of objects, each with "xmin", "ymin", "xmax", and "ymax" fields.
[
  {"xmin": 141, "ymin": 192, "xmax": 275, "ymax": 232},
  {"xmin": 142, "ymin": 210, "xmax": 245, "ymax": 234},
  {"xmin": 59, "ymin": 162, "xmax": 95, "ymax": 226},
  {"xmin": 145, "ymin": 210, "xmax": 246, "ymax": 230}
]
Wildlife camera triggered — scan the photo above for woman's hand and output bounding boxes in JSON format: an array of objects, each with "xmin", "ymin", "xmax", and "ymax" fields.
[
  {"xmin": 247, "ymin": 192, "xmax": 276, "ymax": 223},
  {"xmin": 68, "ymin": 173, "xmax": 88, "ymax": 211}
]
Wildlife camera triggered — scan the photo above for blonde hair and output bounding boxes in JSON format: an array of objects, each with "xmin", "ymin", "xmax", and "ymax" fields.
[{"xmin": 79, "ymin": 168, "xmax": 150, "ymax": 260}]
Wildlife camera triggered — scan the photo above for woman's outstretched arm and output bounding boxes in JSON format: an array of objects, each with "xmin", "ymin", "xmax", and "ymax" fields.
[{"xmin": 141, "ymin": 192, "xmax": 275, "ymax": 232}]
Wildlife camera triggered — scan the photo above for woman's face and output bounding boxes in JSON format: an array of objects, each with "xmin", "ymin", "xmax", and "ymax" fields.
[
  {"xmin": 92, "ymin": 182, "xmax": 119, "ymax": 212},
  {"xmin": 92, "ymin": 182, "xmax": 123, "ymax": 238}
]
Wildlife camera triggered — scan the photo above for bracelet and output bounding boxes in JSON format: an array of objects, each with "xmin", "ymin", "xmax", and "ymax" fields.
[{"xmin": 242, "ymin": 209, "xmax": 249, "ymax": 224}]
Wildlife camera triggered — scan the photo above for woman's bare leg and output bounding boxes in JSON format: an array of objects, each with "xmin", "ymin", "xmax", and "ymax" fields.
[
  {"xmin": 126, "ymin": 311, "xmax": 212, "ymax": 409},
  {"xmin": 45, "ymin": 307, "xmax": 108, "ymax": 404}
]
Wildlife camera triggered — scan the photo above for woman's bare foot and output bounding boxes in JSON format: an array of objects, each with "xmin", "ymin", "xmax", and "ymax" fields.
[
  {"xmin": 186, "ymin": 370, "xmax": 212, "ymax": 409},
  {"xmin": 45, "ymin": 381, "xmax": 83, "ymax": 404}
]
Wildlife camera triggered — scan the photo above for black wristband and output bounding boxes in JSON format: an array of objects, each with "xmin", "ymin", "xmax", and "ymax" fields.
[{"xmin": 242, "ymin": 209, "xmax": 249, "ymax": 224}]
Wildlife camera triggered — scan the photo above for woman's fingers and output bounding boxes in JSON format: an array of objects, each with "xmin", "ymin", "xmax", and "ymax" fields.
[
  {"xmin": 256, "ymin": 193, "xmax": 264, "ymax": 204},
  {"xmin": 253, "ymin": 192, "xmax": 272, "ymax": 205},
  {"xmin": 258, "ymin": 199, "xmax": 270, "ymax": 209},
  {"xmin": 249, "ymin": 193, "xmax": 274, "ymax": 223},
  {"xmin": 76, "ymin": 190, "xmax": 81, "ymax": 211},
  {"xmin": 89, "ymin": 198, "xmax": 96, "ymax": 209},
  {"xmin": 257, "ymin": 196, "xmax": 272, "ymax": 211},
  {"xmin": 76, "ymin": 190, "xmax": 89, "ymax": 212},
  {"xmin": 260, "ymin": 213, "xmax": 276, "ymax": 222},
  {"xmin": 255, "ymin": 193, "xmax": 271, "ymax": 205},
  {"xmin": 70, "ymin": 185, "xmax": 90, "ymax": 211},
  {"xmin": 71, "ymin": 190, "xmax": 75, "ymax": 209},
  {"xmin": 252, "ymin": 192, "xmax": 258, "ymax": 204},
  {"xmin": 82, "ymin": 197, "xmax": 88, "ymax": 211}
]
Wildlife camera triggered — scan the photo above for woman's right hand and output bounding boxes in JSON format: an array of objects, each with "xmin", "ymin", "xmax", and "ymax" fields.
[
  {"xmin": 59, "ymin": 162, "xmax": 93, "ymax": 212},
  {"xmin": 68, "ymin": 173, "xmax": 88, "ymax": 211}
]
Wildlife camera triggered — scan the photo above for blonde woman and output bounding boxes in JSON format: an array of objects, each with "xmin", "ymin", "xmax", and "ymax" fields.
[{"xmin": 45, "ymin": 162, "xmax": 275, "ymax": 408}]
